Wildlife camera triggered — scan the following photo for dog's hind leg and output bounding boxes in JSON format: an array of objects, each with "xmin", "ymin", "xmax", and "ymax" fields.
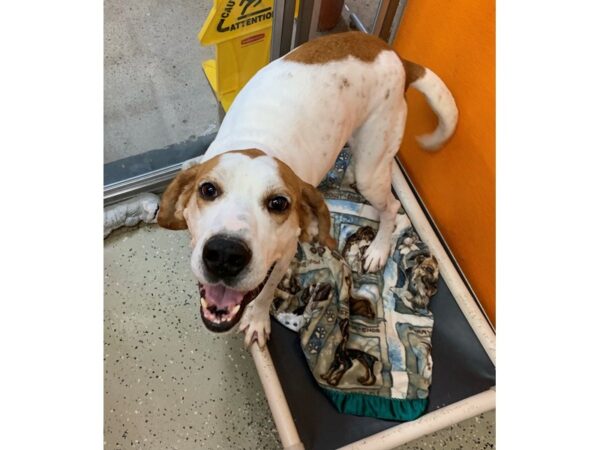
[{"xmin": 352, "ymin": 99, "xmax": 407, "ymax": 272}]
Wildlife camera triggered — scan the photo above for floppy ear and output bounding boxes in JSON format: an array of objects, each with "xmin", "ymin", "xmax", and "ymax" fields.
[
  {"xmin": 298, "ymin": 182, "xmax": 336, "ymax": 250},
  {"xmin": 157, "ymin": 166, "xmax": 199, "ymax": 230}
]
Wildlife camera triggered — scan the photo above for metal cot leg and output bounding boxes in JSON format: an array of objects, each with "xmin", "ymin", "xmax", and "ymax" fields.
[{"xmin": 250, "ymin": 342, "xmax": 305, "ymax": 450}]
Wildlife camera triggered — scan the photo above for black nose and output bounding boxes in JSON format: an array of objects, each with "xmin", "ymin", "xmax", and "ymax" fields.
[{"xmin": 202, "ymin": 236, "xmax": 252, "ymax": 279}]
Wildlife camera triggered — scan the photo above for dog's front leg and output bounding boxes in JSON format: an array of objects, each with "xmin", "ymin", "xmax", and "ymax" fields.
[{"xmin": 238, "ymin": 244, "xmax": 297, "ymax": 348}]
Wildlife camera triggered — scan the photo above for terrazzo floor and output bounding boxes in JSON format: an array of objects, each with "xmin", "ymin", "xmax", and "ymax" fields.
[{"xmin": 104, "ymin": 223, "xmax": 495, "ymax": 449}]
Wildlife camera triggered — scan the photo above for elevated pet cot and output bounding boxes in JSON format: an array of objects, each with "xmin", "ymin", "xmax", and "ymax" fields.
[{"xmin": 248, "ymin": 155, "xmax": 496, "ymax": 450}]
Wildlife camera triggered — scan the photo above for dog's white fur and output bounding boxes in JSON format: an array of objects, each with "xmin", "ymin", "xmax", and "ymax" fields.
[{"xmin": 163, "ymin": 34, "xmax": 457, "ymax": 347}]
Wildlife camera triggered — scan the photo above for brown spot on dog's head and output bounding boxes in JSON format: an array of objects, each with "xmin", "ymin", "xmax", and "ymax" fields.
[
  {"xmin": 284, "ymin": 31, "xmax": 390, "ymax": 65},
  {"xmin": 157, "ymin": 149, "xmax": 267, "ymax": 230},
  {"xmin": 229, "ymin": 148, "xmax": 267, "ymax": 159}
]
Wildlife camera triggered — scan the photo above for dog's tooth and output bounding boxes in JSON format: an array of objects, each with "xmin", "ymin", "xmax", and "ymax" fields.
[
  {"xmin": 200, "ymin": 297, "xmax": 208, "ymax": 309},
  {"xmin": 231, "ymin": 305, "xmax": 240, "ymax": 315}
]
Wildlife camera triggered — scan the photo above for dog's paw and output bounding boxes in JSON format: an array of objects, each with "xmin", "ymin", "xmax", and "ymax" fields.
[
  {"xmin": 363, "ymin": 241, "xmax": 390, "ymax": 273},
  {"xmin": 238, "ymin": 303, "xmax": 271, "ymax": 348},
  {"xmin": 181, "ymin": 156, "xmax": 203, "ymax": 171}
]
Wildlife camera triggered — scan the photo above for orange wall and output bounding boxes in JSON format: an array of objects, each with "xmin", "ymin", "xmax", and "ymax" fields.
[{"xmin": 393, "ymin": 0, "xmax": 495, "ymax": 323}]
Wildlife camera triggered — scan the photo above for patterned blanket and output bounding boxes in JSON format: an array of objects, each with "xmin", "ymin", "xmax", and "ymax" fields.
[{"xmin": 270, "ymin": 151, "xmax": 439, "ymax": 421}]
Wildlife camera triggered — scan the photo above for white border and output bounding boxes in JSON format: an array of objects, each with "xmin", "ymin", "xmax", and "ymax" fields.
[{"xmin": 2, "ymin": 2, "xmax": 103, "ymax": 449}]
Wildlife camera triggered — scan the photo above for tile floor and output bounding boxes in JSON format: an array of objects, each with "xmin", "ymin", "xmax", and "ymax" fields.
[{"xmin": 104, "ymin": 223, "xmax": 494, "ymax": 449}]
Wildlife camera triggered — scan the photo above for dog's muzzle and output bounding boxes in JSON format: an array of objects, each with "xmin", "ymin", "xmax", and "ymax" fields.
[{"xmin": 199, "ymin": 262, "xmax": 276, "ymax": 333}]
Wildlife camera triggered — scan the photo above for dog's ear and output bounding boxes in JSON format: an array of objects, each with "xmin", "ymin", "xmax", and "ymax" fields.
[
  {"xmin": 272, "ymin": 155, "xmax": 336, "ymax": 249},
  {"xmin": 157, "ymin": 166, "xmax": 200, "ymax": 230},
  {"xmin": 298, "ymin": 182, "xmax": 336, "ymax": 250}
]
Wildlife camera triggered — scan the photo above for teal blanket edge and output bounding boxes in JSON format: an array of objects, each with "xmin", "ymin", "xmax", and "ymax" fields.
[{"xmin": 323, "ymin": 388, "xmax": 428, "ymax": 421}]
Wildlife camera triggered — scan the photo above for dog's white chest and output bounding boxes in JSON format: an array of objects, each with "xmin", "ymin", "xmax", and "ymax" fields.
[{"xmin": 205, "ymin": 51, "xmax": 404, "ymax": 185}]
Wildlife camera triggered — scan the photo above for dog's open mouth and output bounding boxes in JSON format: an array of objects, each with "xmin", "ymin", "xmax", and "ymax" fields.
[{"xmin": 198, "ymin": 263, "xmax": 276, "ymax": 332}]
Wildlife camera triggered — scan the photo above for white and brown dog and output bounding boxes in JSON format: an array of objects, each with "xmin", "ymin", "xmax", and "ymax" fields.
[{"xmin": 157, "ymin": 32, "xmax": 457, "ymax": 347}]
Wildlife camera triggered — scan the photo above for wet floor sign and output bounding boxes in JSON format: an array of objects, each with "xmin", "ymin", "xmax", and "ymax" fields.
[{"xmin": 199, "ymin": 0, "xmax": 274, "ymax": 112}]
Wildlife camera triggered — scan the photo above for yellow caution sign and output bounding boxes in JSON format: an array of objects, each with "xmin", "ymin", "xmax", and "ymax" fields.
[{"xmin": 199, "ymin": 0, "xmax": 275, "ymax": 112}]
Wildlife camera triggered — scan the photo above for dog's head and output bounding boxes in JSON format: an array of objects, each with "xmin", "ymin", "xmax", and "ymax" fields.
[{"xmin": 157, "ymin": 149, "xmax": 335, "ymax": 332}]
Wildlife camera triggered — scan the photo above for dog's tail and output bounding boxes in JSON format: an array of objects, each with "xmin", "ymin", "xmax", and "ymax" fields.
[{"xmin": 402, "ymin": 58, "xmax": 458, "ymax": 151}]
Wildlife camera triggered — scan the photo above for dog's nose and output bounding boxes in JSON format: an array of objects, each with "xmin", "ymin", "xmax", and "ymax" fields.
[{"xmin": 202, "ymin": 235, "xmax": 252, "ymax": 279}]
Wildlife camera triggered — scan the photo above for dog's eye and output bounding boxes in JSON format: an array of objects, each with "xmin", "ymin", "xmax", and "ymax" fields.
[
  {"xmin": 267, "ymin": 196, "xmax": 290, "ymax": 212},
  {"xmin": 199, "ymin": 182, "xmax": 219, "ymax": 200}
]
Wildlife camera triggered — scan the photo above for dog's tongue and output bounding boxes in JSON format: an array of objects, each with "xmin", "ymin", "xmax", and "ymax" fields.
[{"xmin": 204, "ymin": 284, "xmax": 245, "ymax": 307}]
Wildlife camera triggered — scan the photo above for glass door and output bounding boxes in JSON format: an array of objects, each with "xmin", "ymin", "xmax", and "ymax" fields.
[{"xmin": 104, "ymin": 0, "xmax": 407, "ymax": 205}]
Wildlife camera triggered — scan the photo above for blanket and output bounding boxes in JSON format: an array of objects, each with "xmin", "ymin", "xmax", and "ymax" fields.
[{"xmin": 270, "ymin": 151, "xmax": 439, "ymax": 421}]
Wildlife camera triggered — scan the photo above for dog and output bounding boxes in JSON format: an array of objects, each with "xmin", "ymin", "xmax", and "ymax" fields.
[{"xmin": 157, "ymin": 32, "xmax": 457, "ymax": 347}]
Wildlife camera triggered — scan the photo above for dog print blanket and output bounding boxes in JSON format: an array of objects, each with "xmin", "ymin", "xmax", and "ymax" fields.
[{"xmin": 270, "ymin": 151, "xmax": 439, "ymax": 421}]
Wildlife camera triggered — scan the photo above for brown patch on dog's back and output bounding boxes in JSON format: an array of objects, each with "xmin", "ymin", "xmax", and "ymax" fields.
[
  {"xmin": 400, "ymin": 58, "xmax": 426, "ymax": 90},
  {"xmin": 284, "ymin": 31, "xmax": 426, "ymax": 93},
  {"xmin": 284, "ymin": 31, "xmax": 390, "ymax": 64}
]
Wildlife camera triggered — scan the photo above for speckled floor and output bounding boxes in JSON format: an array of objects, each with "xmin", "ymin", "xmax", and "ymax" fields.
[{"xmin": 104, "ymin": 223, "xmax": 495, "ymax": 449}]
